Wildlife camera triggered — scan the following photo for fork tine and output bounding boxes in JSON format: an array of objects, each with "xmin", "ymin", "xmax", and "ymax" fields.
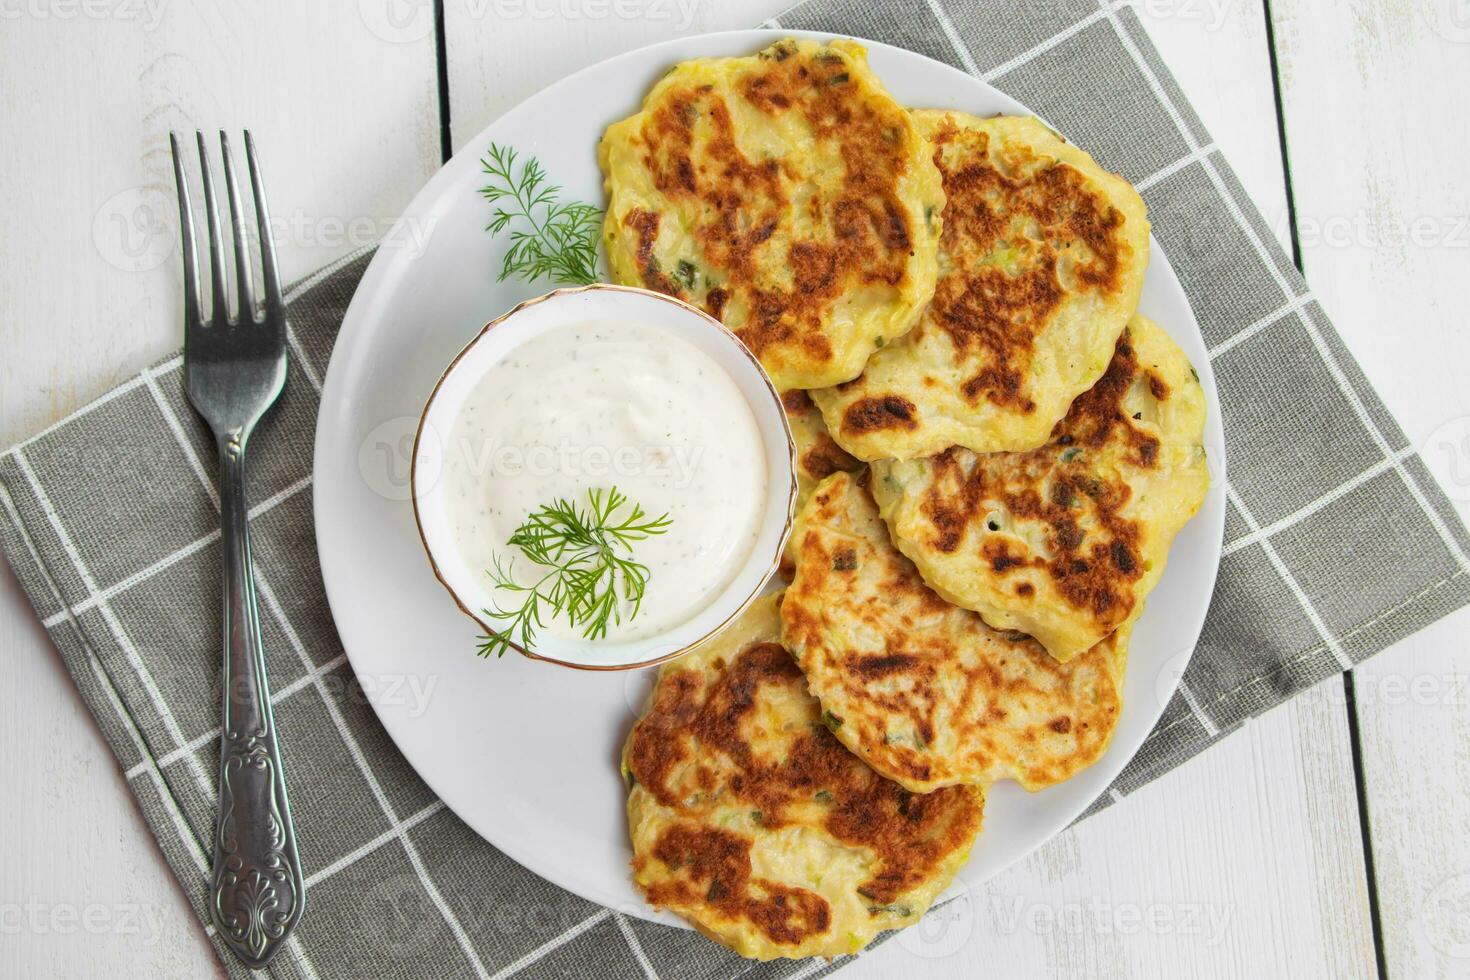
[
  {"xmin": 219, "ymin": 132, "xmax": 258, "ymax": 323},
  {"xmin": 243, "ymin": 131, "xmax": 283, "ymax": 317},
  {"xmin": 196, "ymin": 131, "xmax": 229, "ymax": 324},
  {"xmin": 170, "ymin": 133, "xmax": 201, "ymax": 329}
]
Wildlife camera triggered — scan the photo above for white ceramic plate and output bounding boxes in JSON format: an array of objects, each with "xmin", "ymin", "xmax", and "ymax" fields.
[{"xmin": 314, "ymin": 29, "xmax": 1227, "ymax": 927}]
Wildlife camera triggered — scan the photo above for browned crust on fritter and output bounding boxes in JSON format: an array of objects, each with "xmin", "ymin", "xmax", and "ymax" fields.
[
  {"xmin": 781, "ymin": 389, "xmax": 864, "ymax": 581},
  {"xmin": 782, "ymin": 472, "xmax": 1122, "ymax": 791},
  {"xmin": 627, "ymin": 41, "xmax": 919, "ymax": 364},
  {"xmin": 923, "ymin": 117, "xmax": 1129, "ymax": 410},
  {"xmin": 785, "ymin": 389, "xmax": 862, "ymax": 483},
  {"xmin": 647, "ymin": 824, "xmax": 831, "ymax": 946},
  {"xmin": 915, "ymin": 330, "xmax": 1164, "ymax": 629},
  {"xmin": 628, "ymin": 640, "xmax": 983, "ymax": 944},
  {"xmin": 625, "ymin": 208, "xmax": 681, "ymax": 295},
  {"xmin": 802, "ymin": 432, "xmax": 860, "ymax": 483},
  {"xmin": 843, "ymin": 394, "xmax": 918, "ymax": 434},
  {"xmin": 782, "ymin": 388, "xmax": 816, "ymax": 414}
]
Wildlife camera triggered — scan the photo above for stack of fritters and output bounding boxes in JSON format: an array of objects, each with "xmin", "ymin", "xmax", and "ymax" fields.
[
  {"xmin": 607, "ymin": 37, "xmax": 1210, "ymax": 960},
  {"xmin": 870, "ymin": 313, "xmax": 1209, "ymax": 661},
  {"xmin": 623, "ymin": 596, "xmax": 984, "ymax": 960},
  {"xmin": 812, "ymin": 111, "xmax": 1151, "ymax": 460}
]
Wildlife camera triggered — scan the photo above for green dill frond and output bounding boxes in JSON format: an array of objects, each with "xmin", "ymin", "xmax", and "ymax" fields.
[
  {"xmin": 476, "ymin": 487, "xmax": 672, "ymax": 657},
  {"xmin": 479, "ymin": 143, "xmax": 602, "ymax": 286}
]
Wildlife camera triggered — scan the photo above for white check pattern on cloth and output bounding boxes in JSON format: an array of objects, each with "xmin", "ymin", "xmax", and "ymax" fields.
[{"xmin": 2, "ymin": 3, "xmax": 1468, "ymax": 978}]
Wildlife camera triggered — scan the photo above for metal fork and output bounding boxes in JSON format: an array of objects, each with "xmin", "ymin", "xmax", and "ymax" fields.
[{"xmin": 171, "ymin": 130, "xmax": 304, "ymax": 969}]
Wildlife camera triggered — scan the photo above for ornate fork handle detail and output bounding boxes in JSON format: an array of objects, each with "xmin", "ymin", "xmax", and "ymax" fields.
[
  {"xmin": 210, "ymin": 436, "xmax": 304, "ymax": 968},
  {"xmin": 214, "ymin": 729, "xmax": 299, "ymax": 961}
]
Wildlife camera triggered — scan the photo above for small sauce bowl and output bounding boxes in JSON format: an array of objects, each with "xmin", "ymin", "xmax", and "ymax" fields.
[{"xmin": 411, "ymin": 283, "xmax": 797, "ymax": 670}]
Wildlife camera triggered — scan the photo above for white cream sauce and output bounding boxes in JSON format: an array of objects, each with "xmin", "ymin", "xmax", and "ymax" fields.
[{"xmin": 443, "ymin": 319, "xmax": 768, "ymax": 643}]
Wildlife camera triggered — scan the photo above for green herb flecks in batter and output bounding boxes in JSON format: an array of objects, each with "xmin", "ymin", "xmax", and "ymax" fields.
[
  {"xmin": 479, "ymin": 143, "xmax": 602, "ymax": 285},
  {"xmin": 673, "ymin": 259, "xmax": 699, "ymax": 290},
  {"xmin": 476, "ymin": 487, "xmax": 672, "ymax": 658}
]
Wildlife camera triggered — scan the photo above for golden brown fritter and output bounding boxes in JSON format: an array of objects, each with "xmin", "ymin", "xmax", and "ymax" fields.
[
  {"xmin": 780, "ymin": 472, "xmax": 1129, "ymax": 794},
  {"xmin": 872, "ymin": 314, "xmax": 1208, "ymax": 661},
  {"xmin": 812, "ymin": 112, "xmax": 1150, "ymax": 459},
  {"xmin": 781, "ymin": 389, "xmax": 863, "ymax": 575},
  {"xmin": 624, "ymin": 595, "xmax": 984, "ymax": 960},
  {"xmin": 600, "ymin": 38, "xmax": 944, "ymax": 389}
]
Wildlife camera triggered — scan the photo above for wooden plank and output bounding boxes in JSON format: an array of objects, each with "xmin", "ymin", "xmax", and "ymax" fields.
[
  {"xmin": 0, "ymin": 561, "xmax": 222, "ymax": 979},
  {"xmin": 1135, "ymin": 0, "xmax": 1292, "ymax": 254},
  {"xmin": 0, "ymin": 5, "xmax": 440, "ymax": 978},
  {"xmin": 439, "ymin": 4, "xmax": 1376, "ymax": 977},
  {"xmin": 1270, "ymin": 1, "xmax": 1470, "ymax": 974},
  {"xmin": 1352, "ymin": 609, "xmax": 1470, "ymax": 977},
  {"xmin": 442, "ymin": 0, "xmax": 789, "ymax": 152},
  {"xmin": 0, "ymin": 3, "xmax": 442, "ymax": 447},
  {"xmin": 869, "ymin": 688, "xmax": 1373, "ymax": 979},
  {"xmin": 1270, "ymin": 0, "xmax": 1470, "ymax": 522}
]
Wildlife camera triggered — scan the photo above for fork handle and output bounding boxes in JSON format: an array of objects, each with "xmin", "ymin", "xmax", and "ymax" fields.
[{"xmin": 210, "ymin": 432, "xmax": 304, "ymax": 968}]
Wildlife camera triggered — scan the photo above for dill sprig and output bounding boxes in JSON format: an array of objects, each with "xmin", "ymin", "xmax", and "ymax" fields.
[
  {"xmin": 476, "ymin": 487, "xmax": 673, "ymax": 658},
  {"xmin": 478, "ymin": 143, "xmax": 602, "ymax": 285}
]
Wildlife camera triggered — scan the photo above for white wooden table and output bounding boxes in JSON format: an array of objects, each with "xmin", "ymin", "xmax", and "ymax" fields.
[{"xmin": 2, "ymin": 2, "xmax": 1466, "ymax": 977}]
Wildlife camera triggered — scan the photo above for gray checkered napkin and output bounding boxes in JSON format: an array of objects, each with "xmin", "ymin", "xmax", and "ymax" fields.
[{"xmin": 3, "ymin": 1, "xmax": 1468, "ymax": 978}]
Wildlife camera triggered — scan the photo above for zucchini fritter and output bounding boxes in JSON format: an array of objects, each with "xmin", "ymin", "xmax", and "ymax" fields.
[
  {"xmin": 812, "ymin": 112, "xmax": 1150, "ymax": 459},
  {"xmin": 781, "ymin": 472, "xmax": 1128, "ymax": 794},
  {"xmin": 624, "ymin": 595, "xmax": 984, "ymax": 960},
  {"xmin": 600, "ymin": 38, "xmax": 944, "ymax": 389},
  {"xmin": 872, "ymin": 314, "xmax": 1208, "ymax": 661},
  {"xmin": 781, "ymin": 389, "xmax": 863, "ymax": 574}
]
